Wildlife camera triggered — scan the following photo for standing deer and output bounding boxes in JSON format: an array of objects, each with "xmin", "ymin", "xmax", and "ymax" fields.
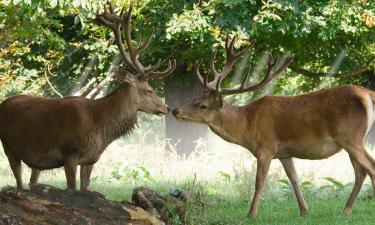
[
  {"xmin": 172, "ymin": 36, "xmax": 375, "ymax": 218},
  {"xmin": 0, "ymin": 5, "xmax": 175, "ymax": 192}
]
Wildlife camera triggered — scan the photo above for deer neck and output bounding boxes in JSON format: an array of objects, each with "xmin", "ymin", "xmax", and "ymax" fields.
[
  {"xmin": 94, "ymin": 83, "xmax": 138, "ymax": 144},
  {"xmin": 207, "ymin": 103, "xmax": 251, "ymax": 147}
]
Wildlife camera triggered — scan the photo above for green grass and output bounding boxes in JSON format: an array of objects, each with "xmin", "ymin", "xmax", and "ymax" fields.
[
  {"xmin": 92, "ymin": 180, "xmax": 375, "ymax": 225},
  {"xmin": 201, "ymin": 198, "xmax": 375, "ymax": 225},
  {"xmin": 93, "ymin": 180, "xmax": 375, "ymax": 225},
  {"xmin": 2, "ymin": 142, "xmax": 375, "ymax": 225},
  {"xmin": 2, "ymin": 167, "xmax": 375, "ymax": 225},
  {"xmin": 2, "ymin": 170, "xmax": 375, "ymax": 225}
]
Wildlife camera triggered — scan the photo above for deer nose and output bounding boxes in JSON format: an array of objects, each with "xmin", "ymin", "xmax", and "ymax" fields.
[
  {"xmin": 167, "ymin": 107, "xmax": 170, "ymax": 113},
  {"xmin": 172, "ymin": 108, "xmax": 179, "ymax": 116}
]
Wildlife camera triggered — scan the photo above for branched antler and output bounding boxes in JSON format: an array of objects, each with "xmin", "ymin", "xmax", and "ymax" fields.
[
  {"xmin": 96, "ymin": 4, "xmax": 176, "ymax": 80},
  {"xmin": 195, "ymin": 35, "xmax": 293, "ymax": 95}
]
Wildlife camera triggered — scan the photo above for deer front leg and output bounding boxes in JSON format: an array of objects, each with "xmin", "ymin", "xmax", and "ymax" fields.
[
  {"xmin": 64, "ymin": 157, "xmax": 78, "ymax": 190},
  {"xmin": 7, "ymin": 154, "xmax": 23, "ymax": 191},
  {"xmin": 280, "ymin": 158, "xmax": 308, "ymax": 217},
  {"xmin": 80, "ymin": 165, "xmax": 93, "ymax": 191},
  {"xmin": 247, "ymin": 153, "xmax": 272, "ymax": 219}
]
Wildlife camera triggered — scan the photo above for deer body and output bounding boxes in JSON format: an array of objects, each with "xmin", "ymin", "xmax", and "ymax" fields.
[
  {"xmin": 208, "ymin": 85, "xmax": 372, "ymax": 160},
  {"xmin": 0, "ymin": 84, "xmax": 137, "ymax": 171},
  {"xmin": 1, "ymin": 5, "xmax": 176, "ymax": 191},
  {"xmin": 173, "ymin": 35, "xmax": 375, "ymax": 218}
]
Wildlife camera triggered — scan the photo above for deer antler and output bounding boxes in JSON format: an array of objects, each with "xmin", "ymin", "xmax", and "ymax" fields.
[
  {"xmin": 195, "ymin": 35, "xmax": 293, "ymax": 95},
  {"xmin": 195, "ymin": 36, "xmax": 256, "ymax": 92},
  {"xmin": 219, "ymin": 53, "xmax": 293, "ymax": 95},
  {"xmin": 96, "ymin": 4, "xmax": 176, "ymax": 80}
]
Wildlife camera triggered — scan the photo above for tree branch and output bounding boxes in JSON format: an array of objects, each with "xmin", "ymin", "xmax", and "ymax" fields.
[
  {"xmin": 290, "ymin": 65, "xmax": 371, "ymax": 78},
  {"xmin": 85, "ymin": 72, "xmax": 116, "ymax": 99},
  {"xmin": 44, "ymin": 65, "xmax": 63, "ymax": 98},
  {"xmin": 72, "ymin": 77, "xmax": 97, "ymax": 96}
]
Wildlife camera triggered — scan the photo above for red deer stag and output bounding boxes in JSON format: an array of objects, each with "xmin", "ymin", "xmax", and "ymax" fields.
[
  {"xmin": 0, "ymin": 5, "xmax": 175, "ymax": 192},
  {"xmin": 173, "ymin": 36, "xmax": 375, "ymax": 218}
]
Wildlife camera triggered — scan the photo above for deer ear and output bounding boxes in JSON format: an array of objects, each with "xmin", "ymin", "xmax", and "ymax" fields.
[
  {"xmin": 114, "ymin": 66, "xmax": 135, "ymax": 84},
  {"xmin": 216, "ymin": 95, "xmax": 224, "ymax": 108}
]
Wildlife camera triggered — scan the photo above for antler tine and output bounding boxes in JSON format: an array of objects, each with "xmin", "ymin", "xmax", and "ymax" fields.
[
  {"xmin": 96, "ymin": 5, "xmax": 137, "ymax": 73},
  {"xmin": 109, "ymin": 2, "xmax": 114, "ymax": 13},
  {"xmin": 215, "ymin": 76, "xmax": 222, "ymax": 92},
  {"xmin": 113, "ymin": 24, "xmax": 137, "ymax": 72},
  {"xmin": 234, "ymin": 39, "xmax": 256, "ymax": 58},
  {"xmin": 137, "ymin": 28, "xmax": 154, "ymax": 52},
  {"xmin": 97, "ymin": 4, "xmax": 176, "ymax": 79},
  {"xmin": 226, "ymin": 35, "xmax": 236, "ymax": 56},
  {"xmin": 219, "ymin": 37, "xmax": 256, "ymax": 83},
  {"xmin": 219, "ymin": 52, "xmax": 293, "ymax": 95},
  {"xmin": 149, "ymin": 59, "xmax": 177, "ymax": 79},
  {"xmin": 195, "ymin": 61, "xmax": 212, "ymax": 90},
  {"xmin": 195, "ymin": 61, "xmax": 204, "ymax": 84},
  {"xmin": 122, "ymin": 6, "xmax": 146, "ymax": 74},
  {"xmin": 122, "ymin": 6, "xmax": 175, "ymax": 79},
  {"xmin": 270, "ymin": 52, "xmax": 293, "ymax": 77},
  {"xmin": 209, "ymin": 50, "xmax": 221, "ymax": 80},
  {"xmin": 146, "ymin": 51, "xmax": 174, "ymax": 73}
]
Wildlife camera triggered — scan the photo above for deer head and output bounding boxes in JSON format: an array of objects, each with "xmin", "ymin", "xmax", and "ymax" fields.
[
  {"xmin": 172, "ymin": 36, "xmax": 293, "ymax": 122},
  {"xmin": 97, "ymin": 4, "xmax": 176, "ymax": 115}
]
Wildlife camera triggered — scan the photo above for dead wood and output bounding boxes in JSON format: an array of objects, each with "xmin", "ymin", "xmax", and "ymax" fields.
[{"xmin": 0, "ymin": 184, "xmax": 186, "ymax": 225}]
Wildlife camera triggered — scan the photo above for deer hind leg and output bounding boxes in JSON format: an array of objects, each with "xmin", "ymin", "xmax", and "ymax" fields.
[
  {"xmin": 6, "ymin": 154, "xmax": 23, "ymax": 190},
  {"xmin": 80, "ymin": 164, "xmax": 93, "ymax": 191},
  {"xmin": 64, "ymin": 157, "xmax": 78, "ymax": 190},
  {"xmin": 247, "ymin": 152, "xmax": 273, "ymax": 219},
  {"xmin": 280, "ymin": 158, "xmax": 308, "ymax": 217},
  {"xmin": 29, "ymin": 168, "xmax": 41, "ymax": 186},
  {"xmin": 343, "ymin": 156, "xmax": 367, "ymax": 215},
  {"xmin": 361, "ymin": 151, "xmax": 375, "ymax": 196}
]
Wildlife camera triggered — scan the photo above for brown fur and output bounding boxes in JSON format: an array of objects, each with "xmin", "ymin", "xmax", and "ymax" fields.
[
  {"xmin": 174, "ymin": 84, "xmax": 375, "ymax": 218},
  {"xmin": 0, "ymin": 80, "xmax": 169, "ymax": 191}
]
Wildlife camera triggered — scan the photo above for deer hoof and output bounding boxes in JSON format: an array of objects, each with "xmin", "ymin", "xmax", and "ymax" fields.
[
  {"xmin": 342, "ymin": 208, "xmax": 352, "ymax": 216},
  {"xmin": 246, "ymin": 213, "xmax": 257, "ymax": 219},
  {"xmin": 300, "ymin": 209, "xmax": 309, "ymax": 217}
]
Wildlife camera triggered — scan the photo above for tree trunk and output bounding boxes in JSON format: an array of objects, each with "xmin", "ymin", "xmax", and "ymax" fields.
[
  {"xmin": 0, "ymin": 185, "xmax": 186, "ymax": 225},
  {"xmin": 165, "ymin": 64, "xmax": 208, "ymax": 155}
]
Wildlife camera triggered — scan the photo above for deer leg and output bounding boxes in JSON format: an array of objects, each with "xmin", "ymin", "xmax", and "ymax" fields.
[
  {"xmin": 29, "ymin": 168, "xmax": 41, "ymax": 185},
  {"xmin": 280, "ymin": 158, "xmax": 308, "ymax": 217},
  {"xmin": 343, "ymin": 156, "xmax": 367, "ymax": 215},
  {"xmin": 346, "ymin": 147, "xmax": 375, "ymax": 179},
  {"xmin": 64, "ymin": 158, "xmax": 78, "ymax": 190},
  {"xmin": 80, "ymin": 165, "xmax": 93, "ymax": 191},
  {"xmin": 363, "ymin": 151, "xmax": 375, "ymax": 196},
  {"xmin": 7, "ymin": 154, "xmax": 23, "ymax": 190},
  {"xmin": 247, "ymin": 153, "xmax": 272, "ymax": 219}
]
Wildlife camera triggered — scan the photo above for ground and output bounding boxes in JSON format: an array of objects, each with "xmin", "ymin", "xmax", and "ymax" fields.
[
  {"xmin": 2, "ymin": 179, "xmax": 371, "ymax": 225},
  {"xmin": 1, "ymin": 138, "xmax": 375, "ymax": 225}
]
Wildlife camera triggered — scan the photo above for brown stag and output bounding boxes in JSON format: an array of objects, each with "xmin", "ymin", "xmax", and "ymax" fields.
[
  {"xmin": 0, "ymin": 5, "xmax": 175, "ymax": 192},
  {"xmin": 172, "ymin": 36, "xmax": 375, "ymax": 218}
]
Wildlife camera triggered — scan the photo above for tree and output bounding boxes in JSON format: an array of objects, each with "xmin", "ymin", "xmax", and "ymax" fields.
[{"xmin": 1, "ymin": 0, "xmax": 375, "ymax": 152}]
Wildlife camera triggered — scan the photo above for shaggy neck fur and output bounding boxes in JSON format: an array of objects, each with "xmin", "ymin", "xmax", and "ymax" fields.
[
  {"xmin": 208, "ymin": 103, "xmax": 250, "ymax": 146},
  {"xmin": 94, "ymin": 83, "xmax": 138, "ymax": 145}
]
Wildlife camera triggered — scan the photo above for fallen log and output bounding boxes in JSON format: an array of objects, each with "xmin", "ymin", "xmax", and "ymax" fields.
[{"xmin": 0, "ymin": 184, "xmax": 186, "ymax": 225}]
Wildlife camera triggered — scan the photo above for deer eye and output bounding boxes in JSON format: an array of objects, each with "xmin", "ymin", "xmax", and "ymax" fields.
[
  {"xmin": 146, "ymin": 89, "xmax": 153, "ymax": 95},
  {"xmin": 199, "ymin": 104, "xmax": 208, "ymax": 110}
]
